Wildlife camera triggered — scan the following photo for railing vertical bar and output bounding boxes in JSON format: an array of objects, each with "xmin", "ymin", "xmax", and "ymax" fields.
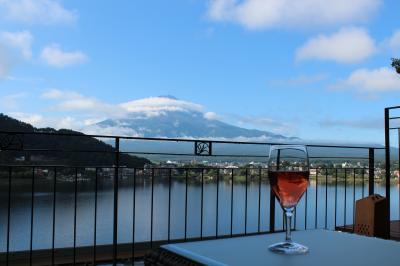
[
  {"xmin": 73, "ymin": 168, "xmax": 78, "ymax": 265},
  {"xmin": 353, "ymin": 169, "xmax": 356, "ymax": 232},
  {"xmin": 245, "ymin": 168, "xmax": 248, "ymax": 235},
  {"xmin": 398, "ymin": 129, "xmax": 400, "ymax": 221},
  {"xmin": 216, "ymin": 169, "xmax": 219, "ymax": 238},
  {"xmin": 6, "ymin": 167, "xmax": 11, "ymax": 266},
  {"xmin": 112, "ymin": 137, "xmax": 120, "ymax": 266},
  {"xmin": 334, "ymin": 169, "xmax": 338, "ymax": 229},
  {"xmin": 294, "ymin": 206, "xmax": 297, "ymax": 230},
  {"xmin": 168, "ymin": 168, "xmax": 171, "ymax": 243},
  {"xmin": 315, "ymin": 169, "xmax": 318, "ymax": 229},
  {"xmin": 201, "ymin": 169, "xmax": 204, "ymax": 240},
  {"xmin": 230, "ymin": 169, "xmax": 234, "ymax": 236},
  {"xmin": 384, "ymin": 108, "xmax": 390, "ymax": 219},
  {"xmin": 29, "ymin": 167, "xmax": 35, "ymax": 266},
  {"xmin": 258, "ymin": 168, "xmax": 261, "ymax": 233},
  {"xmin": 184, "ymin": 169, "xmax": 188, "ymax": 241},
  {"xmin": 93, "ymin": 168, "xmax": 98, "ymax": 265},
  {"xmin": 362, "ymin": 168, "xmax": 365, "ymax": 198},
  {"xmin": 344, "ymin": 169, "xmax": 347, "ymax": 227},
  {"xmin": 269, "ymin": 168, "xmax": 275, "ymax": 232},
  {"xmin": 132, "ymin": 168, "xmax": 137, "ymax": 260},
  {"xmin": 150, "ymin": 168, "xmax": 154, "ymax": 248},
  {"xmin": 304, "ymin": 187, "xmax": 307, "ymax": 230},
  {"xmin": 325, "ymin": 168, "xmax": 328, "ymax": 229},
  {"xmin": 282, "ymin": 212, "xmax": 285, "ymax": 231},
  {"xmin": 51, "ymin": 167, "xmax": 57, "ymax": 266},
  {"xmin": 368, "ymin": 148, "xmax": 375, "ymax": 195}
]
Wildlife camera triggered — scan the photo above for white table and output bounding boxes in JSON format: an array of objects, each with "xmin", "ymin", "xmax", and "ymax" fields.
[{"xmin": 161, "ymin": 230, "xmax": 400, "ymax": 266}]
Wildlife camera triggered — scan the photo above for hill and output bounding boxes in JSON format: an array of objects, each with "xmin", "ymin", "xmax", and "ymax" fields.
[{"xmin": 0, "ymin": 114, "xmax": 150, "ymax": 167}]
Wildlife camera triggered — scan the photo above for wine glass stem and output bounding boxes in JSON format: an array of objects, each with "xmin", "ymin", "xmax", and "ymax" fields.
[{"xmin": 285, "ymin": 207, "xmax": 294, "ymax": 242}]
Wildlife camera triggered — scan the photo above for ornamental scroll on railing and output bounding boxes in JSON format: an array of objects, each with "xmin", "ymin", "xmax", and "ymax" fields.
[
  {"xmin": 194, "ymin": 141, "xmax": 212, "ymax": 156},
  {"xmin": 0, "ymin": 133, "xmax": 24, "ymax": 151}
]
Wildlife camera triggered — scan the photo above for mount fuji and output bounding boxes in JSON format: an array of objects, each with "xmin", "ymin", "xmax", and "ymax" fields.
[{"xmin": 87, "ymin": 96, "xmax": 298, "ymax": 142}]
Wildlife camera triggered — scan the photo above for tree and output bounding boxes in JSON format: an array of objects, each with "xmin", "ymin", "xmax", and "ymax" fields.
[{"xmin": 391, "ymin": 58, "xmax": 400, "ymax": 74}]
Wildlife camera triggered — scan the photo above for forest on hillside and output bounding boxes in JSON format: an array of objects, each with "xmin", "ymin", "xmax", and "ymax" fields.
[{"xmin": 0, "ymin": 114, "xmax": 150, "ymax": 167}]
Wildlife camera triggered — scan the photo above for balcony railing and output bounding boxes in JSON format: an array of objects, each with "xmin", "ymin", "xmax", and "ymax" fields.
[{"xmin": 0, "ymin": 130, "xmax": 390, "ymax": 265}]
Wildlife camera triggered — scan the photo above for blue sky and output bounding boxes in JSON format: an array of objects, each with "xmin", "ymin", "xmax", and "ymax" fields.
[{"xmin": 1, "ymin": 0, "xmax": 400, "ymax": 144}]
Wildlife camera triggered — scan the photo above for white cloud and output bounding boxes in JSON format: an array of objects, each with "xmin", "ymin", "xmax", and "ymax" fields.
[
  {"xmin": 0, "ymin": 31, "xmax": 32, "ymax": 78},
  {"xmin": 41, "ymin": 88, "xmax": 78, "ymax": 99},
  {"xmin": 296, "ymin": 27, "xmax": 376, "ymax": 63},
  {"xmin": 336, "ymin": 67, "xmax": 400, "ymax": 93},
  {"xmin": 0, "ymin": 44, "xmax": 14, "ymax": 78},
  {"xmin": 120, "ymin": 96, "xmax": 204, "ymax": 117},
  {"xmin": 0, "ymin": 92, "xmax": 27, "ymax": 109},
  {"xmin": 8, "ymin": 112, "xmax": 44, "ymax": 126},
  {"xmin": 204, "ymin": 111, "xmax": 218, "ymax": 120},
  {"xmin": 0, "ymin": 30, "xmax": 33, "ymax": 59},
  {"xmin": 207, "ymin": 0, "xmax": 381, "ymax": 30},
  {"xmin": 82, "ymin": 124, "xmax": 141, "ymax": 137},
  {"xmin": 40, "ymin": 44, "xmax": 88, "ymax": 68},
  {"xmin": 233, "ymin": 115, "xmax": 296, "ymax": 135},
  {"xmin": 8, "ymin": 112, "xmax": 85, "ymax": 130},
  {"xmin": 41, "ymin": 89, "xmax": 125, "ymax": 117},
  {"xmin": 385, "ymin": 30, "xmax": 400, "ymax": 51},
  {"xmin": 57, "ymin": 98, "xmax": 99, "ymax": 110},
  {"xmin": 83, "ymin": 118, "xmax": 105, "ymax": 126},
  {"xmin": 42, "ymin": 91, "xmax": 205, "ymax": 120},
  {"xmin": 0, "ymin": 0, "xmax": 77, "ymax": 25},
  {"xmin": 56, "ymin": 116, "xmax": 76, "ymax": 129}
]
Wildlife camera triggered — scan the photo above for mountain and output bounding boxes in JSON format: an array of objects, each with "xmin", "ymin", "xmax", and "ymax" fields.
[
  {"xmin": 86, "ymin": 96, "xmax": 390, "ymax": 163},
  {"xmin": 0, "ymin": 114, "xmax": 150, "ymax": 167},
  {"xmin": 93, "ymin": 96, "xmax": 298, "ymax": 141}
]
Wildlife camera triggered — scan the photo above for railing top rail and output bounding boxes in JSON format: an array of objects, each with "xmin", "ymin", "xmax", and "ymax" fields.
[
  {"xmin": 0, "ymin": 130, "xmax": 384, "ymax": 150},
  {"xmin": 0, "ymin": 164, "xmax": 369, "ymax": 169},
  {"xmin": 385, "ymin": 105, "xmax": 400, "ymax": 110}
]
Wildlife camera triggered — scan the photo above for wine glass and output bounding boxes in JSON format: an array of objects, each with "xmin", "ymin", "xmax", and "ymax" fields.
[{"xmin": 268, "ymin": 145, "xmax": 309, "ymax": 254}]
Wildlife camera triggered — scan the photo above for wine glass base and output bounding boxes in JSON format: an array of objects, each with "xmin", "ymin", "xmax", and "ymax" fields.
[{"xmin": 268, "ymin": 241, "xmax": 308, "ymax": 255}]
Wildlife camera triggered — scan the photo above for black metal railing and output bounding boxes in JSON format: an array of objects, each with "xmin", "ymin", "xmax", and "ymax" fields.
[
  {"xmin": 385, "ymin": 105, "xmax": 400, "ymax": 220},
  {"xmin": 0, "ymin": 130, "xmax": 386, "ymax": 265}
]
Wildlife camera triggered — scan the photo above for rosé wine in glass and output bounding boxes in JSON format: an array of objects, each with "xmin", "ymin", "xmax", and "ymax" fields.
[{"xmin": 268, "ymin": 145, "xmax": 309, "ymax": 255}]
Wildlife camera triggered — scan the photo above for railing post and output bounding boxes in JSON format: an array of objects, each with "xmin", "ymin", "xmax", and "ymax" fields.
[
  {"xmin": 368, "ymin": 148, "xmax": 374, "ymax": 195},
  {"xmin": 398, "ymin": 129, "xmax": 400, "ymax": 221},
  {"xmin": 384, "ymin": 108, "xmax": 391, "ymax": 220},
  {"xmin": 113, "ymin": 137, "xmax": 120, "ymax": 266},
  {"xmin": 398, "ymin": 129, "xmax": 400, "ymax": 179}
]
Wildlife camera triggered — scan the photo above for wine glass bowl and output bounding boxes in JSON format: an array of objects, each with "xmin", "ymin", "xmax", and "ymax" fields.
[{"xmin": 268, "ymin": 145, "xmax": 309, "ymax": 255}]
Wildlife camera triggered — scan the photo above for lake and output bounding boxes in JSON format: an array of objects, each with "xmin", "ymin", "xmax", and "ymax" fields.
[{"xmin": 1, "ymin": 170, "xmax": 399, "ymax": 252}]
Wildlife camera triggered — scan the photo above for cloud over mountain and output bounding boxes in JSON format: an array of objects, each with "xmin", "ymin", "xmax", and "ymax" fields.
[{"xmin": 119, "ymin": 96, "xmax": 204, "ymax": 117}]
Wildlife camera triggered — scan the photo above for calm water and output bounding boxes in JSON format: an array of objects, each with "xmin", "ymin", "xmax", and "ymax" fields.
[{"xmin": 0, "ymin": 172, "xmax": 399, "ymax": 252}]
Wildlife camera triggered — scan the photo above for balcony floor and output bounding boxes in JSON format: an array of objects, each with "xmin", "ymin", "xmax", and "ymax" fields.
[{"xmin": 335, "ymin": 220, "xmax": 400, "ymax": 240}]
